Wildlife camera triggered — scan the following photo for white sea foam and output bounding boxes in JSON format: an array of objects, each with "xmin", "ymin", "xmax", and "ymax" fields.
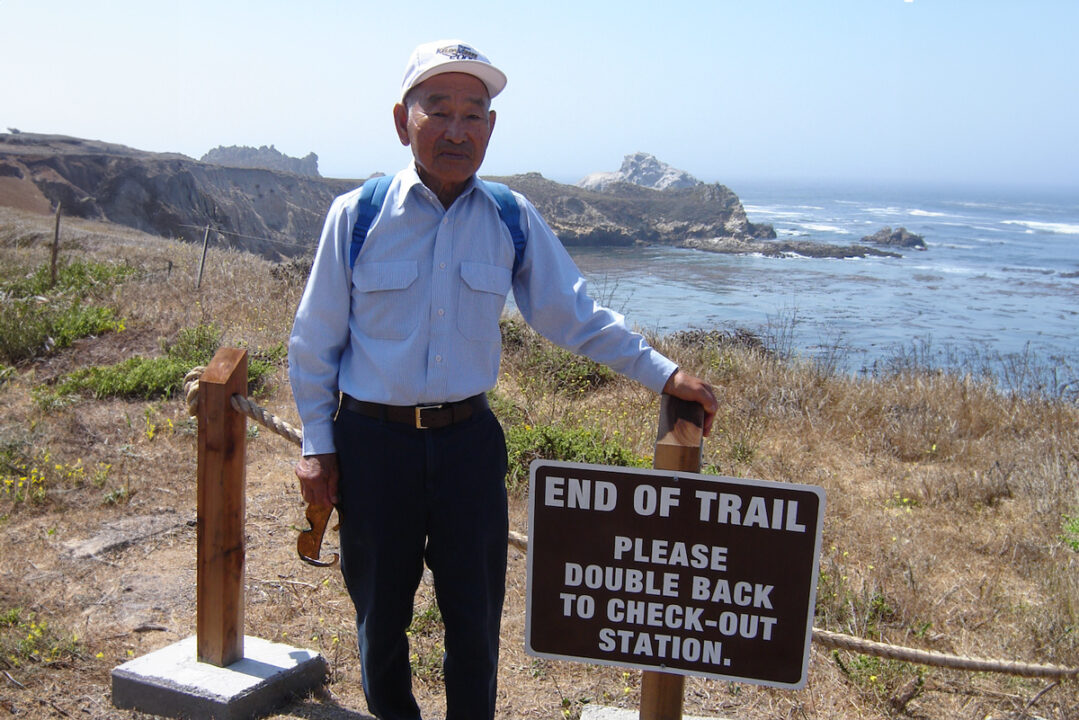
[
  {"xmin": 945, "ymin": 200, "xmax": 995, "ymax": 209},
  {"xmin": 742, "ymin": 205, "xmax": 804, "ymax": 219},
  {"xmin": 909, "ymin": 209, "xmax": 948, "ymax": 217},
  {"xmin": 1002, "ymin": 220, "xmax": 1079, "ymax": 235},
  {"xmin": 939, "ymin": 222, "xmax": 1004, "ymax": 233},
  {"xmin": 800, "ymin": 223, "xmax": 850, "ymax": 234},
  {"xmin": 910, "ymin": 263, "xmax": 977, "ymax": 276}
]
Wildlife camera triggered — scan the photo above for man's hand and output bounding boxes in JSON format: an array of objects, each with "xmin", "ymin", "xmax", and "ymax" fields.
[
  {"xmin": 295, "ymin": 453, "xmax": 340, "ymax": 508},
  {"xmin": 663, "ymin": 369, "xmax": 719, "ymax": 437}
]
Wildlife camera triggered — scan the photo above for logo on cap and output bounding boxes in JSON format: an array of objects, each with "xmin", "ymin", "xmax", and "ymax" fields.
[{"xmin": 436, "ymin": 44, "xmax": 479, "ymax": 61}]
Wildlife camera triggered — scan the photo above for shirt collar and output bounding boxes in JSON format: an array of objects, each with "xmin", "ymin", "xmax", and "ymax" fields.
[{"xmin": 397, "ymin": 162, "xmax": 484, "ymax": 210}]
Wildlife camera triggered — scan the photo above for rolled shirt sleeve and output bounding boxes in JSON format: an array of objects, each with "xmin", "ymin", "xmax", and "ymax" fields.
[
  {"xmin": 288, "ymin": 190, "xmax": 358, "ymax": 456},
  {"xmin": 510, "ymin": 193, "xmax": 678, "ymax": 394}
]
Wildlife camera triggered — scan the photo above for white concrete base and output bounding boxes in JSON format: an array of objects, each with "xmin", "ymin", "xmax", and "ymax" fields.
[
  {"xmin": 581, "ymin": 706, "xmax": 728, "ymax": 720},
  {"xmin": 111, "ymin": 635, "xmax": 328, "ymax": 719}
]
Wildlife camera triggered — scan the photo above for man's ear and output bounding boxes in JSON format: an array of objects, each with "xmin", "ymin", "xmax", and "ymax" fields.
[
  {"xmin": 393, "ymin": 103, "xmax": 410, "ymax": 146},
  {"xmin": 488, "ymin": 109, "xmax": 496, "ymax": 134}
]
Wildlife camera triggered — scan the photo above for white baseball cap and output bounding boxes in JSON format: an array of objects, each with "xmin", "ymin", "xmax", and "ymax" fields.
[{"xmin": 400, "ymin": 40, "xmax": 507, "ymax": 103}]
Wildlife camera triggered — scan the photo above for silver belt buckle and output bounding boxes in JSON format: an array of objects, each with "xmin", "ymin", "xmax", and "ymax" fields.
[{"xmin": 414, "ymin": 404, "xmax": 443, "ymax": 429}]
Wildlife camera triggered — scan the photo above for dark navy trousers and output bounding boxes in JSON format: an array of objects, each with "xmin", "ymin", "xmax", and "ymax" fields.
[{"xmin": 333, "ymin": 403, "xmax": 508, "ymax": 720}]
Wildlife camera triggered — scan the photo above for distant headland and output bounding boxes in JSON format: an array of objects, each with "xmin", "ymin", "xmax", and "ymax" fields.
[{"xmin": 0, "ymin": 134, "xmax": 914, "ymax": 260}]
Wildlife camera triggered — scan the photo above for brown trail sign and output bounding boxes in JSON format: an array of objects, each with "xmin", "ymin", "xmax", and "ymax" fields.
[{"xmin": 525, "ymin": 457, "xmax": 825, "ymax": 689}]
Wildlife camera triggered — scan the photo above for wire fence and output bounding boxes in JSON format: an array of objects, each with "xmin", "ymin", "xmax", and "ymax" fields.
[{"xmin": 176, "ymin": 223, "xmax": 314, "ymax": 252}]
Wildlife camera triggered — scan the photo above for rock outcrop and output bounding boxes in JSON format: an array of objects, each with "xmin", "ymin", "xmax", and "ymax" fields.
[
  {"xmin": 201, "ymin": 145, "xmax": 320, "ymax": 177},
  {"xmin": 577, "ymin": 152, "xmax": 701, "ymax": 191},
  {"xmin": 862, "ymin": 226, "xmax": 926, "ymax": 250},
  {"xmin": 489, "ymin": 172, "xmax": 775, "ymax": 247}
]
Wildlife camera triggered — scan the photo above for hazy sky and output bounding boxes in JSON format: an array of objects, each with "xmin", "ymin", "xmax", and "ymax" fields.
[{"xmin": 2, "ymin": 0, "xmax": 1076, "ymax": 189}]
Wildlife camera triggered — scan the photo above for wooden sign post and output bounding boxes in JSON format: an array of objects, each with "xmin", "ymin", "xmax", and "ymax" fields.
[
  {"xmin": 195, "ymin": 347, "xmax": 247, "ymax": 667},
  {"xmin": 525, "ymin": 398, "xmax": 825, "ymax": 710},
  {"xmin": 641, "ymin": 394, "xmax": 703, "ymax": 720}
]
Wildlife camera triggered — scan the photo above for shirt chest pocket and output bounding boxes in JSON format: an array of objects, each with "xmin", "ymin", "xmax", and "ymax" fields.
[
  {"xmin": 352, "ymin": 261, "xmax": 420, "ymax": 340},
  {"xmin": 457, "ymin": 261, "xmax": 512, "ymax": 343}
]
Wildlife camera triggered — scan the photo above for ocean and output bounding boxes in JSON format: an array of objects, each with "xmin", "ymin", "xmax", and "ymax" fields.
[{"xmin": 555, "ymin": 181, "xmax": 1078, "ymax": 386}]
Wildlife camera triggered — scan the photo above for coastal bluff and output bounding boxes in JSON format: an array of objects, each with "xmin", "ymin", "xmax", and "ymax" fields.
[
  {"xmin": 0, "ymin": 133, "xmax": 355, "ymax": 258},
  {"xmin": 0, "ymin": 133, "xmax": 897, "ymax": 260}
]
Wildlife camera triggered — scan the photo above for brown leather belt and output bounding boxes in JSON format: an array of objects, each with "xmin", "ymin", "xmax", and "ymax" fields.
[{"xmin": 340, "ymin": 393, "xmax": 488, "ymax": 430}]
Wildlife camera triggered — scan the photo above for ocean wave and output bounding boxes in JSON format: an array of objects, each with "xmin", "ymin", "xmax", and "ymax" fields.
[
  {"xmin": 865, "ymin": 206, "xmax": 904, "ymax": 215},
  {"xmin": 937, "ymin": 222, "xmax": 1005, "ymax": 234},
  {"xmin": 909, "ymin": 263, "xmax": 979, "ymax": 276},
  {"xmin": 909, "ymin": 209, "xmax": 949, "ymax": 217},
  {"xmin": 800, "ymin": 223, "xmax": 851, "ymax": 234},
  {"xmin": 944, "ymin": 200, "xmax": 996, "ymax": 209},
  {"xmin": 1002, "ymin": 220, "xmax": 1079, "ymax": 235},
  {"xmin": 1002, "ymin": 265, "xmax": 1056, "ymax": 276},
  {"xmin": 742, "ymin": 205, "xmax": 804, "ymax": 218}
]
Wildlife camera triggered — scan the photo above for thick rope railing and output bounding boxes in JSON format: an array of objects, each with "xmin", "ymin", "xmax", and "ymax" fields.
[
  {"xmin": 182, "ymin": 368, "xmax": 1079, "ymax": 681},
  {"xmin": 811, "ymin": 629, "xmax": 1075, "ymax": 680}
]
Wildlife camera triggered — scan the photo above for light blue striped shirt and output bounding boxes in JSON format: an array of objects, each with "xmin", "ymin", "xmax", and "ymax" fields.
[{"xmin": 288, "ymin": 165, "xmax": 678, "ymax": 455}]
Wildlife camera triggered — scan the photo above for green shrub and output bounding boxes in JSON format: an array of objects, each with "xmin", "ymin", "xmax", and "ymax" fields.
[
  {"xmin": 1063, "ymin": 512, "xmax": 1079, "ymax": 552},
  {"xmin": 45, "ymin": 324, "xmax": 274, "ymax": 401},
  {"xmin": 0, "ymin": 298, "xmax": 124, "ymax": 365},
  {"xmin": 163, "ymin": 323, "xmax": 222, "ymax": 366},
  {"xmin": 52, "ymin": 304, "xmax": 125, "ymax": 345},
  {"xmin": 500, "ymin": 317, "xmax": 615, "ymax": 395},
  {"xmin": 55, "ymin": 355, "xmax": 194, "ymax": 400},
  {"xmin": 505, "ymin": 423, "xmax": 647, "ymax": 496},
  {"xmin": 0, "ymin": 260, "xmax": 134, "ymax": 364},
  {"xmin": 0, "ymin": 299, "xmax": 51, "ymax": 364},
  {"xmin": 4, "ymin": 260, "xmax": 136, "ymax": 298},
  {"xmin": 0, "ymin": 607, "xmax": 81, "ymax": 667}
]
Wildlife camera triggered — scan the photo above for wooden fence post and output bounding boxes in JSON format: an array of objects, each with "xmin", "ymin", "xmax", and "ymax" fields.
[
  {"xmin": 640, "ymin": 394, "xmax": 704, "ymax": 720},
  {"xmin": 196, "ymin": 224, "xmax": 211, "ymax": 289},
  {"xmin": 50, "ymin": 203, "xmax": 62, "ymax": 287},
  {"xmin": 196, "ymin": 347, "xmax": 247, "ymax": 667}
]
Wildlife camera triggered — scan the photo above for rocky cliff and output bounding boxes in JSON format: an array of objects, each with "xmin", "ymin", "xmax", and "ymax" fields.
[
  {"xmin": 577, "ymin": 152, "xmax": 701, "ymax": 191},
  {"xmin": 0, "ymin": 133, "xmax": 778, "ymax": 258},
  {"xmin": 0, "ymin": 133, "xmax": 356, "ymax": 258},
  {"xmin": 201, "ymin": 145, "xmax": 321, "ymax": 177}
]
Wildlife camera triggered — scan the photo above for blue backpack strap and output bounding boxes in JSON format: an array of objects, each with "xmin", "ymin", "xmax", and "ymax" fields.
[
  {"xmin": 349, "ymin": 175, "xmax": 393, "ymax": 269},
  {"xmin": 350, "ymin": 176, "xmax": 527, "ymax": 275},
  {"xmin": 482, "ymin": 180, "xmax": 527, "ymax": 275}
]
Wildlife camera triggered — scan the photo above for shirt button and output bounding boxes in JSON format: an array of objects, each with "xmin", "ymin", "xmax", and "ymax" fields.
[
  {"xmin": 438, "ymin": 308, "xmax": 445, "ymax": 317},
  {"xmin": 435, "ymin": 355, "xmax": 443, "ymax": 363},
  {"xmin": 439, "ymin": 262, "xmax": 446, "ymax": 269}
]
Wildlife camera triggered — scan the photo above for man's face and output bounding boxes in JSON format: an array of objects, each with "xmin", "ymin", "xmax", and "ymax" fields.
[{"xmin": 394, "ymin": 72, "xmax": 496, "ymax": 199}]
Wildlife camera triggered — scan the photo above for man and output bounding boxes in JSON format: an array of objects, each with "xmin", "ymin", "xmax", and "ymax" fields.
[{"xmin": 289, "ymin": 39, "xmax": 717, "ymax": 720}]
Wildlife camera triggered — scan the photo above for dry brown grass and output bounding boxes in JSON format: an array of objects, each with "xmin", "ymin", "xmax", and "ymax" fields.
[{"xmin": 0, "ymin": 205, "xmax": 1076, "ymax": 719}]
